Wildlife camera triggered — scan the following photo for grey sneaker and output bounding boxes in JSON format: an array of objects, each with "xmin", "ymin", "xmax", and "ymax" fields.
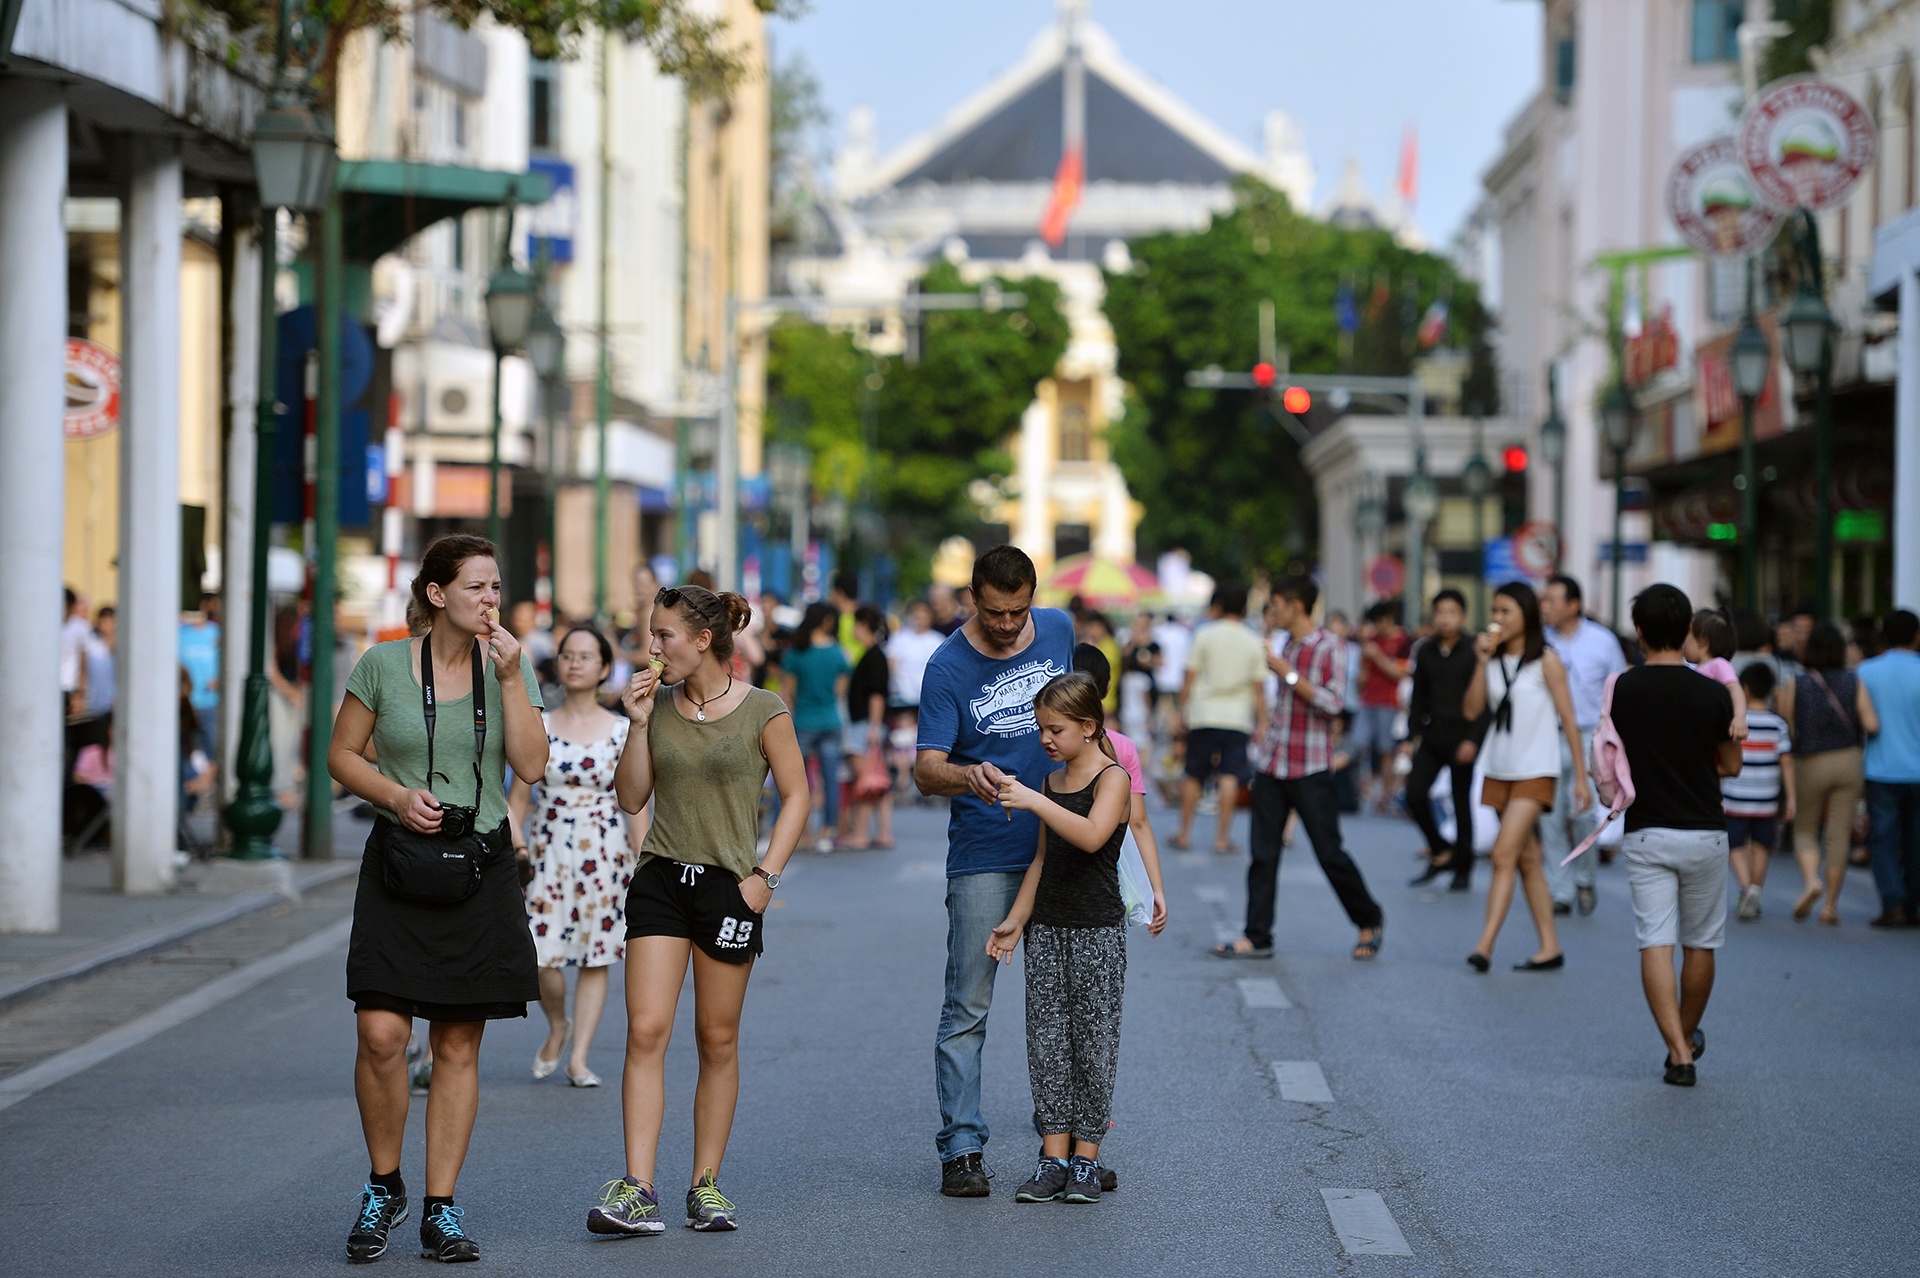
[
  {"xmin": 685, "ymin": 1170, "xmax": 737, "ymax": 1231},
  {"xmin": 1014, "ymin": 1154, "xmax": 1070, "ymax": 1202},
  {"xmin": 1737, "ymin": 885, "xmax": 1763, "ymax": 921},
  {"xmin": 1062, "ymin": 1155, "xmax": 1103, "ymax": 1203},
  {"xmin": 587, "ymin": 1176, "xmax": 664, "ymax": 1236}
]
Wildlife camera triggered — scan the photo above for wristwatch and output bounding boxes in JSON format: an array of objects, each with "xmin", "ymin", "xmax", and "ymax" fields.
[
  {"xmin": 752, "ymin": 866, "xmax": 781, "ymax": 890},
  {"xmin": 1284, "ymin": 670, "xmax": 1300, "ymax": 687}
]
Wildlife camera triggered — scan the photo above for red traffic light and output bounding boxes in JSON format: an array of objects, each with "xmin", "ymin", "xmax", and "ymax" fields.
[
  {"xmin": 1282, "ymin": 385, "xmax": 1312, "ymax": 415},
  {"xmin": 1251, "ymin": 361, "xmax": 1277, "ymax": 388},
  {"xmin": 1503, "ymin": 445, "xmax": 1529, "ymax": 473}
]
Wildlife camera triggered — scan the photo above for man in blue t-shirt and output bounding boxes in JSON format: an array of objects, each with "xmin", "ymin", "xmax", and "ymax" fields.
[{"xmin": 914, "ymin": 545, "xmax": 1074, "ymax": 1197}]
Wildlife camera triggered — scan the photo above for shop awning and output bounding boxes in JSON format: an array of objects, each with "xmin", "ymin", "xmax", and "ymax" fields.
[{"xmin": 334, "ymin": 160, "xmax": 554, "ymax": 262}]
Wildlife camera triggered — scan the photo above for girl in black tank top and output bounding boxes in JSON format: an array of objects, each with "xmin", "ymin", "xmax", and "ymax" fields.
[{"xmin": 986, "ymin": 673, "xmax": 1136, "ymax": 1202}]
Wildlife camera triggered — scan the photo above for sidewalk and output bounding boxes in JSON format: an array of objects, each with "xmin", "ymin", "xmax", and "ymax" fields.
[{"xmin": 0, "ymin": 810, "xmax": 372, "ymax": 1012}]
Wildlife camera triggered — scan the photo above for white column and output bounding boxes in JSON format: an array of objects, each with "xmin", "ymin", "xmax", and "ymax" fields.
[
  {"xmin": 220, "ymin": 224, "xmax": 262, "ymax": 806},
  {"xmin": 114, "ymin": 136, "xmax": 184, "ymax": 895},
  {"xmin": 1898, "ymin": 269, "xmax": 1920, "ymax": 609},
  {"xmin": 0, "ymin": 82, "xmax": 69, "ymax": 934}
]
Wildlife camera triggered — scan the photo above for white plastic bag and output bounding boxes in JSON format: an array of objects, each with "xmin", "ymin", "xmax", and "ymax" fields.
[{"xmin": 1118, "ymin": 829, "xmax": 1153, "ymax": 928}]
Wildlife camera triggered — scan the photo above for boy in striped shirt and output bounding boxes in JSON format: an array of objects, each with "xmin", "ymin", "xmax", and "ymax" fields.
[{"xmin": 1725, "ymin": 663, "xmax": 1796, "ymax": 921}]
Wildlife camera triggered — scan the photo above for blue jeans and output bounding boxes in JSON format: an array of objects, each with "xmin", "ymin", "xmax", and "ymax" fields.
[
  {"xmin": 1541, "ymin": 731, "xmax": 1597, "ymax": 902},
  {"xmin": 1866, "ymin": 780, "xmax": 1920, "ymax": 910},
  {"xmin": 795, "ymin": 726, "xmax": 843, "ymax": 831},
  {"xmin": 934, "ymin": 870, "xmax": 1023, "ymax": 1162}
]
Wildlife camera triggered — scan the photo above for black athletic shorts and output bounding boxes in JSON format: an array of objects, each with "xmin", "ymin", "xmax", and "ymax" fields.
[{"xmin": 625, "ymin": 855, "xmax": 765, "ymax": 964}]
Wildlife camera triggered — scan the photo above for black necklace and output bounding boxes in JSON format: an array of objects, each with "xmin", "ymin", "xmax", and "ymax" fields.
[{"xmin": 687, "ymin": 674, "xmax": 733, "ymax": 722}]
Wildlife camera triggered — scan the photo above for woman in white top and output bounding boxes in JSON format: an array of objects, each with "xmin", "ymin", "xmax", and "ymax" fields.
[{"xmin": 1462, "ymin": 582, "xmax": 1590, "ymax": 972}]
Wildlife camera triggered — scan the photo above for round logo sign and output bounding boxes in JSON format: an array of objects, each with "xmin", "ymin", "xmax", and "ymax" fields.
[
  {"xmin": 1668, "ymin": 136, "xmax": 1781, "ymax": 257},
  {"xmin": 64, "ymin": 338, "xmax": 121, "ymax": 441},
  {"xmin": 1738, "ymin": 76, "xmax": 1877, "ymax": 211},
  {"xmin": 1366, "ymin": 554, "xmax": 1406, "ymax": 599},
  {"xmin": 1512, "ymin": 521, "xmax": 1560, "ymax": 578}
]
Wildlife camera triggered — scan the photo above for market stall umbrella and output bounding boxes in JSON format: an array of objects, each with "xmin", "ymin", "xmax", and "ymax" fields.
[{"xmin": 1039, "ymin": 554, "xmax": 1161, "ymax": 612}]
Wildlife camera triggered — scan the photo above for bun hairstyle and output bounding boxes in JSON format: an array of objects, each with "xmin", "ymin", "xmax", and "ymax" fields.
[
  {"xmin": 1032, "ymin": 671, "xmax": 1117, "ymax": 763},
  {"xmin": 656, "ymin": 584, "xmax": 752, "ymax": 664},
  {"xmin": 408, "ymin": 533, "xmax": 500, "ymax": 634}
]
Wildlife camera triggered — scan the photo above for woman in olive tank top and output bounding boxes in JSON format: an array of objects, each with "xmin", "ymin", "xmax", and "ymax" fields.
[{"xmin": 586, "ymin": 586, "xmax": 810, "ymax": 1237}]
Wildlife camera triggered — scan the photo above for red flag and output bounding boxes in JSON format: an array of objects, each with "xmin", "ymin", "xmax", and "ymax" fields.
[
  {"xmin": 1398, "ymin": 124, "xmax": 1418, "ymax": 210},
  {"xmin": 1039, "ymin": 144, "xmax": 1084, "ymax": 247}
]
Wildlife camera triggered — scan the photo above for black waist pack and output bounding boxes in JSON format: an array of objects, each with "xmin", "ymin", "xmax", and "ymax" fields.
[{"xmin": 381, "ymin": 637, "xmax": 490, "ymax": 906}]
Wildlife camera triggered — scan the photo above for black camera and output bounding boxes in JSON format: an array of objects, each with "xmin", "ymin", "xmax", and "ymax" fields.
[{"xmin": 438, "ymin": 803, "xmax": 478, "ymax": 840}]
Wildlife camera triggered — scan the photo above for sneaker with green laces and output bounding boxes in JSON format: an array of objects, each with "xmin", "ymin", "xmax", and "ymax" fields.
[
  {"xmin": 685, "ymin": 1170, "xmax": 737, "ymax": 1231},
  {"xmin": 587, "ymin": 1176, "xmax": 664, "ymax": 1236},
  {"xmin": 1014, "ymin": 1154, "xmax": 1070, "ymax": 1202},
  {"xmin": 1062, "ymin": 1155, "xmax": 1103, "ymax": 1204}
]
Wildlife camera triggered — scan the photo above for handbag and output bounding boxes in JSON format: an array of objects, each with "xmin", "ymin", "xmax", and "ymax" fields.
[
  {"xmin": 380, "ymin": 637, "xmax": 490, "ymax": 905},
  {"xmin": 853, "ymin": 737, "xmax": 892, "ymax": 800}
]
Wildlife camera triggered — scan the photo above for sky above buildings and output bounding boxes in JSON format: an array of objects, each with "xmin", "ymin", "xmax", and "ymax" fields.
[{"xmin": 771, "ymin": 0, "xmax": 1542, "ymax": 246}]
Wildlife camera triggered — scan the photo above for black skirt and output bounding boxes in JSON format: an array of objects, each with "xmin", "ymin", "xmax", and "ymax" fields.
[{"xmin": 346, "ymin": 820, "xmax": 538, "ymax": 1016}]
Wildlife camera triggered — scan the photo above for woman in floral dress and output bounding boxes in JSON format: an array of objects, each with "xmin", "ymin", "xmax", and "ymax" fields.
[{"xmin": 509, "ymin": 626, "xmax": 643, "ymax": 1087}]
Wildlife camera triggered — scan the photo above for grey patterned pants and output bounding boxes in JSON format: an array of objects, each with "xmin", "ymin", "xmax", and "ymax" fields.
[{"xmin": 1024, "ymin": 922, "xmax": 1127, "ymax": 1145}]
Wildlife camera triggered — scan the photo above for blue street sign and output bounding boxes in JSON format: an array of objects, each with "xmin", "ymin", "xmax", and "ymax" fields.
[
  {"xmin": 1598, "ymin": 542, "xmax": 1650, "ymax": 566},
  {"xmin": 1483, "ymin": 536, "xmax": 1519, "ymax": 584}
]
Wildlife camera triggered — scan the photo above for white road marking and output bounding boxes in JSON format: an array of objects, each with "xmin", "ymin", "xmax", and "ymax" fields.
[
  {"xmin": 1238, "ymin": 977, "xmax": 1291, "ymax": 1009},
  {"xmin": 1195, "ymin": 885, "xmax": 1230, "ymax": 905},
  {"xmin": 0, "ymin": 917, "xmax": 352, "ymax": 1114},
  {"xmin": 1272, "ymin": 1059, "xmax": 1333, "ymax": 1102},
  {"xmin": 1320, "ymin": 1189, "xmax": 1412, "ymax": 1256}
]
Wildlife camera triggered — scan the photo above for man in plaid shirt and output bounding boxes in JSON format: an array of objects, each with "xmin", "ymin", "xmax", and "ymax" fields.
[{"xmin": 1212, "ymin": 575, "xmax": 1385, "ymax": 962}]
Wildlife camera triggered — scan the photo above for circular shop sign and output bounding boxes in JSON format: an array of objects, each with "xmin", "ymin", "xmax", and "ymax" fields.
[
  {"xmin": 64, "ymin": 337, "xmax": 121, "ymax": 440},
  {"xmin": 1738, "ymin": 76, "xmax": 1876, "ymax": 211},
  {"xmin": 1668, "ymin": 136, "xmax": 1781, "ymax": 256}
]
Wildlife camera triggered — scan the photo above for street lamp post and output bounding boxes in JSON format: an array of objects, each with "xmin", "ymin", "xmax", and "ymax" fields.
[
  {"xmin": 1730, "ymin": 305, "xmax": 1772, "ymax": 612},
  {"xmin": 526, "ymin": 302, "xmax": 563, "ymax": 626},
  {"xmin": 1403, "ymin": 456, "xmax": 1440, "ymax": 626},
  {"xmin": 1781, "ymin": 209, "xmax": 1837, "ymax": 621},
  {"xmin": 485, "ymin": 244, "xmax": 535, "ymax": 551},
  {"xmin": 1462, "ymin": 418, "xmax": 1492, "ymax": 625},
  {"xmin": 1538, "ymin": 367, "xmax": 1566, "ymax": 568},
  {"xmin": 1353, "ymin": 476, "xmax": 1384, "ymax": 612},
  {"xmin": 1601, "ymin": 381, "xmax": 1634, "ymax": 630},
  {"xmin": 223, "ymin": 6, "xmax": 337, "ymax": 860}
]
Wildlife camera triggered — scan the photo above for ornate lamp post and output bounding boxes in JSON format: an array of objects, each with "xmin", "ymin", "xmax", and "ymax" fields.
[
  {"xmin": 525, "ymin": 302, "xmax": 563, "ymax": 625},
  {"xmin": 1729, "ymin": 318, "xmax": 1771, "ymax": 611},
  {"xmin": 484, "ymin": 258, "xmax": 536, "ymax": 549},
  {"xmin": 223, "ymin": 3, "xmax": 337, "ymax": 860},
  {"xmin": 1780, "ymin": 225, "xmax": 1837, "ymax": 620},
  {"xmin": 1402, "ymin": 455, "xmax": 1440, "ymax": 623},
  {"xmin": 1462, "ymin": 420, "xmax": 1492, "ymax": 624},
  {"xmin": 1538, "ymin": 367, "xmax": 1566, "ymax": 567},
  {"xmin": 1600, "ymin": 381, "xmax": 1635, "ymax": 629}
]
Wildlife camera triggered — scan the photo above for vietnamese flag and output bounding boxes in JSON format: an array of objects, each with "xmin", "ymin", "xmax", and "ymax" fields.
[{"xmin": 1039, "ymin": 144, "xmax": 1084, "ymax": 248}]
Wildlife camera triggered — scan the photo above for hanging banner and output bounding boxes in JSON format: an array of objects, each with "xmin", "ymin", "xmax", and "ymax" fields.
[
  {"xmin": 1738, "ymin": 77, "xmax": 1877, "ymax": 211},
  {"xmin": 1668, "ymin": 136, "xmax": 1781, "ymax": 257},
  {"xmin": 64, "ymin": 337, "xmax": 121, "ymax": 440}
]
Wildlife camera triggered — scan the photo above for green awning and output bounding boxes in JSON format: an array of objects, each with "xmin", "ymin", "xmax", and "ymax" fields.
[{"xmin": 335, "ymin": 160, "xmax": 554, "ymax": 262}]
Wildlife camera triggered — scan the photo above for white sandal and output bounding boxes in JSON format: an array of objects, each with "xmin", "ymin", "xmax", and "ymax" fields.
[
  {"xmin": 532, "ymin": 1021, "xmax": 571, "ymax": 1081},
  {"xmin": 566, "ymin": 1067, "xmax": 602, "ymax": 1088}
]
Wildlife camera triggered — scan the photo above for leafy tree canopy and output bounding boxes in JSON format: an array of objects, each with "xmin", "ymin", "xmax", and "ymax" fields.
[
  {"xmin": 1102, "ymin": 177, "xmax": 1497, "ymax": 583},
  {"xmin": 1760, "ymin": 0, "xmax": 1833, "ymax": 84},
  {"xmin": 767, "ymin": 260, "xmax": 1068, "ymax": 596}
]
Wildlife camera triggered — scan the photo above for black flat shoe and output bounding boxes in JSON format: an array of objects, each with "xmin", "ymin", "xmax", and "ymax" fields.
[
  {"xmin": 1690, "ymin": 1028, "xmax": 1704, "ymax": 1062},
  {"xmin": 1447, "ymin": 877, "xmax": 1473, "ymax": 892},
  {"xmin": 1467, "ymin": 952, "xmax": 1490, "ymax": 973},
  {"xmin": 1512, "ymin": 955, "xmax": 1565, "ymax": 971},
  {"xmin": 1409, "ymin": 861, "xmax": 1453, "ymax": 887},
  {"xmin": 1663, "ymin": 1061, "xmax": 1696, "ymax": 1087}
]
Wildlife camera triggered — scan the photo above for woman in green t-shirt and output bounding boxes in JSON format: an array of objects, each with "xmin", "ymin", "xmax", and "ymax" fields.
[
  {"xmin": 326, "ymin": 534, "xmax": 549, "ymax": 1264},
  {"xmin": 583, "ymin": 585, "xmax": 809, "ymax": 1237}
]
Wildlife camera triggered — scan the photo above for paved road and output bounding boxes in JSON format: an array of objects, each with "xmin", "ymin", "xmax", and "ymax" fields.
[{"xmin": 3, "ymin": 795, "xmax": 1917, "ymax": 1276}]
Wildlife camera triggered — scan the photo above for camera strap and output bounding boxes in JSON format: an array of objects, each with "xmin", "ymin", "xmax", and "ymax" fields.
[{"xmin": 420, "ymin": 635, "xmax": 487, "ymax": 813}]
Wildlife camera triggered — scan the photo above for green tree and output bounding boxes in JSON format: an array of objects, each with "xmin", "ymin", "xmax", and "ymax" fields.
[
  {"xmin": 1760, "ymin": 0, "xmax": 1833, "ymax": 84},
  {"xmin": 766, "ymin": 260, "xmax": 1068, "ymax": 595},
  {"xmin": 1102, "ymin": 178, "xmax": 1497, "ymax": 582}
]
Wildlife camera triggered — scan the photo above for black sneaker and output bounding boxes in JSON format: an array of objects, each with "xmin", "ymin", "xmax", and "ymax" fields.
[
  {"xmin": 685, "ymin": 1170, "xmax": 737, "ymax": 1231},
  {"xmin": 1062, "ymin": 1155, "xmax": 1102, "ymax": 1203},
  {"xmin": 346, "ymin": 1183, "xmax": 408, "ymax": 1263},
  {"xmin": 1100, "ymin": 1165, "xmax": 1119, "ymax": 1192},
  {"xmin": 1576, "ymin": 885, "xmax": 1597, "ymax": 915},
  {"xmin": 588, "ymin": 1176, "xmax": 664, "ymax": 1236},
  {"xmin": 1014, "ymin": 1154, "xmax": 1069, "ymax": 1202},
  {"xmin": 419, "ymin": 1203, "xmax": 479, "ymax": 1263},
  {"xmin": 939, "ymin": 1151, "xmax": 990, "ymax": 1198}
]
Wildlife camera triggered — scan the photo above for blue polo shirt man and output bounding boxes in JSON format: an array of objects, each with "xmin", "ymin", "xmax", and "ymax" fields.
[
  {"xmin": 914, "ymin": 545, "xmax": 1074, "ymax": 1195},
  {"xmin": 1860, "ymin": 609, "xmax": 1920, "ymax": 925}
]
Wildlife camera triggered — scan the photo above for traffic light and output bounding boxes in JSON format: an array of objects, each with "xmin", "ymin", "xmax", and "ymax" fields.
[
  {"xmin": 1503, "ymin": 445, "xmax": 1528, "ymax": 473},
  {"xmin": 1282, "ymin": 385, "xmax": 1311, "ymax": 415},
  {"xmin": 1251, "ymin": 361, "xmax": 1277, "ymax": 389}
]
